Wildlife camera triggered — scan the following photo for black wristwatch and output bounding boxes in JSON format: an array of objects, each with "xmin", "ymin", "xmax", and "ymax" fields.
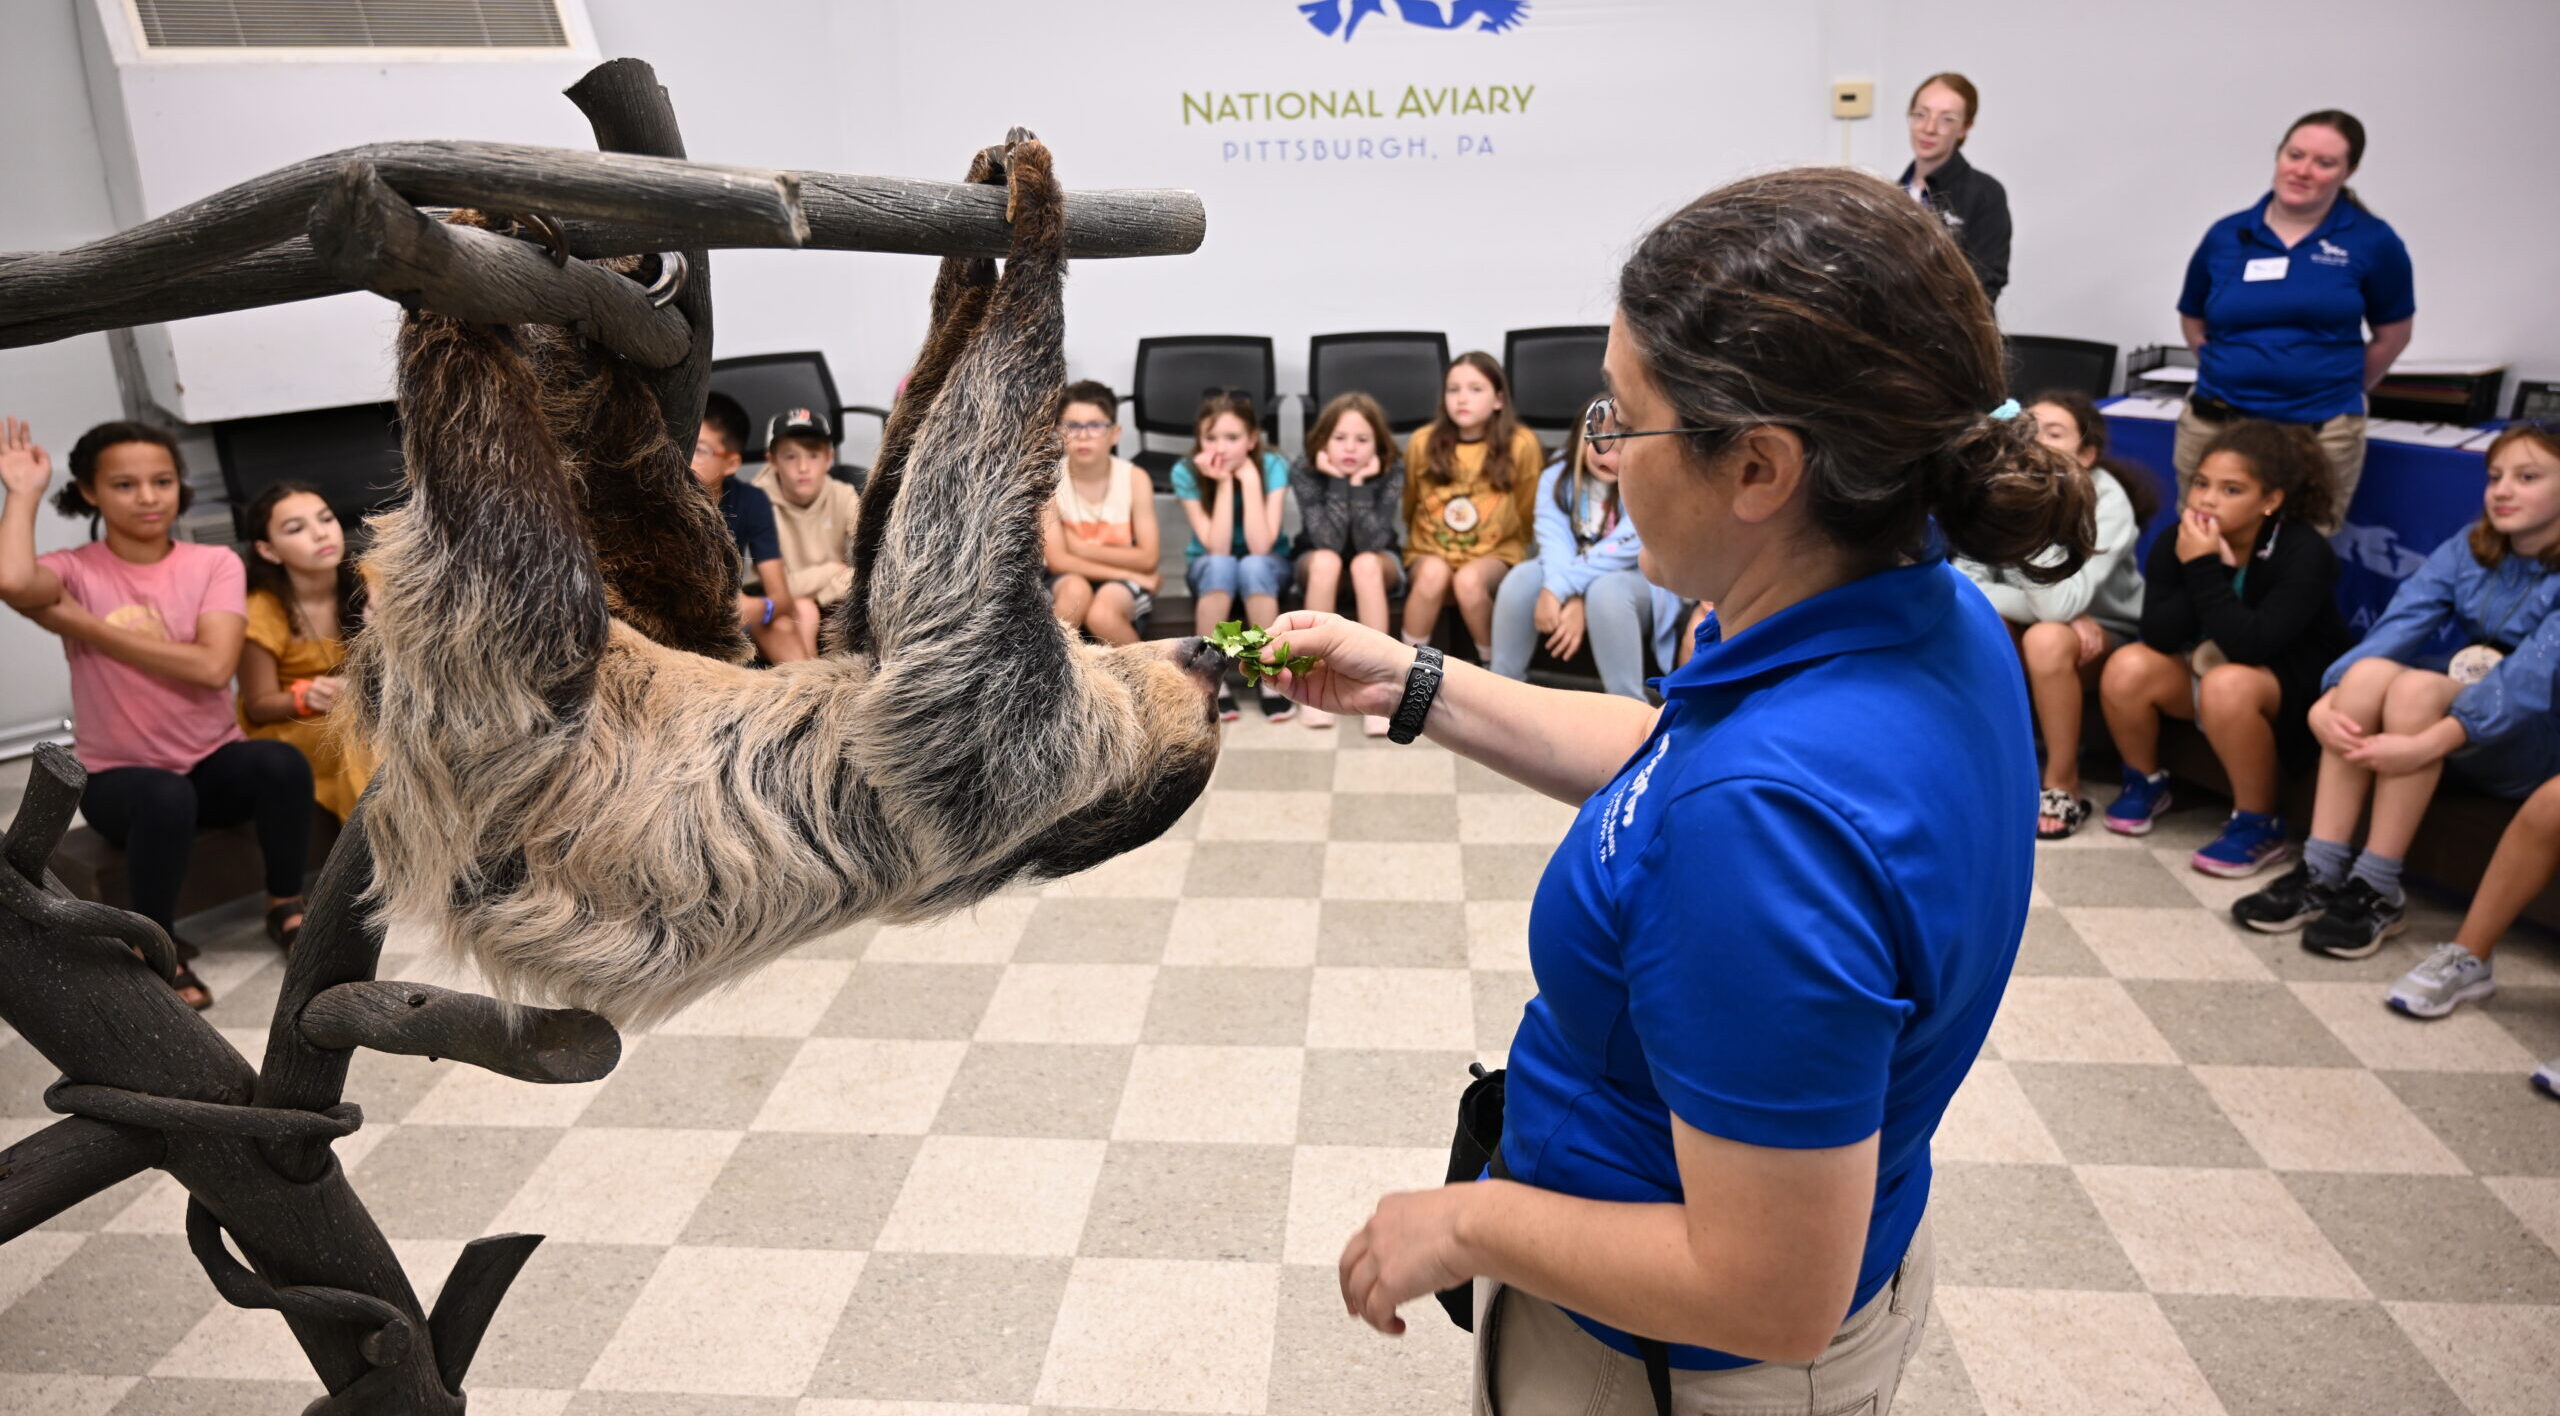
[{"xmin": 1387, "ymin": 645, "xmax": 1445, "ymax": 744}]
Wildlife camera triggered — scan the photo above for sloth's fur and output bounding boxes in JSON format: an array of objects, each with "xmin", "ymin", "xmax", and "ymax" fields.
[{"xmin": 343, "ymin": 138, "xmax": 1226, "ymax": 1025}]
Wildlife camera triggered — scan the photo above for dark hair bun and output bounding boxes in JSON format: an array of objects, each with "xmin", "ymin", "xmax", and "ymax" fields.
[{"xmin": 1922, "ymin": 414, "xmax": 2096, "ymax": 585}]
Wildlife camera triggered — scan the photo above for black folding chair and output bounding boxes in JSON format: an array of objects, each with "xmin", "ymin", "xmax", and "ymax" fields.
[
  {"xmin": 213, "ymin": 402, "xmax": 406, "ymax": 545},
  {"xmin": 1128, "ymin": 335, "xmax": 1281, "ymax": 487},
  {"xmin": 709, "ymin": 351, "xmax": 890, "ymax": 490},
  {"xmin": 1304, "ymin": 331, "xmax": 1449, "ymax": 437},
  {"xmin": 2006, "ymin": 336, "xmax": 2118, "ymax": 402},
  {"xmin": 1504, "ymin": 326, "xmax": 1609, "ymax": 445}
]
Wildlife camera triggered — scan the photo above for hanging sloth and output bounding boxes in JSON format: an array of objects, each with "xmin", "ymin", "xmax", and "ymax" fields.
[{"xmin": 343, "ymin": 135, "xmax": 1228, "ymax": 1026}]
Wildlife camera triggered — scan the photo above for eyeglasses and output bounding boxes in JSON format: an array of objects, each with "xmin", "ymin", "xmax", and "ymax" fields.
[
  {"xmin": 1907, "ymin": 110, "xmax": 1965, "ymax": 132},
  {"xmin": 1059, "ymin": 420, "xmax": 1113, "ymax": 435},
  {"xmin": 1583, "ymin": 395, "xmax": 1719, "ymax": 451}
]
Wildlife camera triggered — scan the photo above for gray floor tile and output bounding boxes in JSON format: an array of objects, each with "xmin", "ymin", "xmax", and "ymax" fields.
[
  {"xmin": 1211, "ymin": 750, "xmax": 1338, "ymax": 792},
  {"xmin": 1926, "ymin": 1163, "xmax": 2142, "ymax": 1291},
  {"xmin": 108, "ymin": 1378, "xmax": 324, "ymax": 1414},
  {"xmin": 2158, "ymin": 1294, "xmax": 2466, "ymax": 1416},
  {"xmin": 1018, "ymin": 899, "xmax": 1178, "ymax": 963},
  {"xmin": 355, "ymin": 1125, "xmax": 566, "ymax": 1239},
  {"xmin": 2286, "ymin": 1173, "xmax": 2560, "ymax": 1303},
  {"xmin": 2034, "ymin": 850, "xmax": 2198, "ymax": 908},
  {"xmin": 1453, "ymin": 756, "xmax": 1533, "ymax": 794},
  {"xmin": 33, "ymin": 1172, "xmax": 158, "ymax": 1235},
  {"xmin": 1891, "ymin": 1309, "xmax": 1984, "ymax": 1416},
  {"xmin": 2008, "ymin": 1061, "xmax": 2262, "ymax": 1168},
  {"xmin": 2482, "ymin": 985, "xmax": 2560, "ymax": 1061},
  {"xmin": 2011, "ymin": 907, "xmax": 2107, "ymax": 977},
  {"xmin": 1142, "ymin": 967, "xmax": 1313, "ymax": 1046},
  {"xmin": 0, "ymin": 1038, "xmax": 67, "ymax": 1118},
  {"xmin": 580, "ymin": 1036, "xmax": 798, "ymax": 1130},
  {"xmin": 811, "ymin": 962, "xmax": 1002, "ymax": 1039},
  {"xmin": 1186, "ymin": 841, "xmax": 1326, "ymax": 898},
  {"xmin": 0, "ymin": 1235, "xmax": 212, "ymax": 1375},
  {"xmin": 804, "ymin": 1252, "xmax": 1072, "ymax": 1403},
  {"xmin": 1265, "ymin": 1264, "xmax": 1472, "ymax": 1416},
  {"xmin": 1460, "ymin": 845, "xmax": 1550, "ymax": 901},
  {"xmin": 932, "ymin": 1043, "xmax": 1134, "ymax": 1138},
  {"xmin": 1316, "ymin": 902, "xmax": 1469, "ymax": 968},
  {"xmin": 340, "ymin": 1049, "xmax": 458, "ymax": 1127},
  {"xmin": 561, "ymin": 1394, "xmax": 794, "ymax": 1415},
  {"xmin": 1298, "ymin": 1050, "xmax": 1476, "ymax": 1147},
  {"xmin": 1330, "ymin": 794, "xmax": 1460, "ymax": 842},
  {"xmin": 467, "ymin": 1242, "xmax": 665, "ymax": 1388},
  {"xmin": 2379, "ymin": 1070, "xmax": 2560, "ymax": 1177},
  {"xmin": 1079, "ymin": 1141, "xmax": 1292, "ymax": 1261},
  {"xmin": 2124, "ymin": 979, "xmax": 2362, "ymax": 1067},
  {"xmin": 679, "ymin": 1132, "xmax": 920, "ymax": 1250},
  {"xmin": 787, "ymin": 918, "xmax": 880, "ymax": 959}
]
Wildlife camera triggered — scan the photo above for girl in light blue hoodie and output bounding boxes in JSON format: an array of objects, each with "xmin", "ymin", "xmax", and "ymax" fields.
[{"xmin": 1489, "ymin": 399, "xmax": 1689, "ymax": 699}]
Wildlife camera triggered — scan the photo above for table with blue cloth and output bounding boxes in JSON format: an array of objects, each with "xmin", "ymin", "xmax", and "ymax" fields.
[{"xmin": 2101, "ymin": 398, "xmax": 2492, "ymax": 655}]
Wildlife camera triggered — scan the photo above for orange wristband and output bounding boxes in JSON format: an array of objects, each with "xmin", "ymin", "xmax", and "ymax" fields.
[{"xmin": 288, "ymin": 679, "xmax": 314, "ymax": 717}]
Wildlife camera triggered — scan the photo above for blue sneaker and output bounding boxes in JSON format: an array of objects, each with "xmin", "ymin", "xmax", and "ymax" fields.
[
  {"xmin": 2193, "ymin": 812, "xmax": 2295, "ymax": 878},
  {"xmin": 2102, "ymin": 768, "xmax": 2172, "ymax": 836}
]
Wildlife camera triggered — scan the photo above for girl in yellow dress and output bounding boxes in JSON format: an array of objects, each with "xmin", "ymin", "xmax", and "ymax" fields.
[{"xmin": 235, "ymin": 482, "xmax": 377, "ymax": 819}]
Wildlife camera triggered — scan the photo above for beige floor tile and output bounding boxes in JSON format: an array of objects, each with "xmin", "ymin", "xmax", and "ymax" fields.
[
  {"xmin": 586, "ymin": 1246, "xmax": 867, "ymax": 1396},
  {"xmin": 1935, "ymin": 1286, "xmax": 2227, "ymax": 1416},
  {"xmin": 1307, "ymin": 967, "xmax": 1476, "ymax": 1051},
  {"xmin": 2194, "ymin": 1065, "xmax": 2467, "ymax": 1174},
  {"xmin": 0, "ymin": 1377, "xmax": 133, "ymax": 1416},
  {"xmin": 1111, "ymin": 1044, "xmax": 1304, "ymax": 1145},
  {"xmin": 795, "ymin": 1403, "xmax": 1030, "ymax": 1415},
  {"xmin": 1165, "ymin": 897, "xmax": 1319, "ymax": 966},
  {"xmin": 2076, "ymin": 1165, "xmax": 2368, "ymax": 1298},
  {"xmin": 1935, "ymin": 1059, "xmax": 2066, "ymax": 1165},
  {"xmin": 457, "ymin": 1392, "xmax": 572, "ymax": 1416},
  {"xmin": 874, "ymin": 1136, "xmax": 1107, "ymax": 1256},
  {"xmin": 2289, "ymin": 982, "xmax": 2541, "ymax": 1072},
  {"xmin": 489, "ymin": 1128, "xmax": 739, "ymax": 1244},
  {"xmin": 1464, "ymin": 901, "xmax": 1533, "ymax": 972},
  {"xmin": 147, "ymin": 1300, "xmax": 311, "ymax": 1381},
  {"xmin": 752, "ymin": 1038, "xmax": 969, "ymax": 1135},
  {"xmin": 1455, "ymin": 793, "xmax": 1578, "ymax": 845},
  {"xmin": 2028, "ymin": 880, "xmax": 2053, "ymax": 908},
  {"xmin": 865, "ymin": 896, "xmax": 1040, "ymax": 963},
  {"xmin": 402, "ymin": 1037, "xmax": 631, "ymax": 1127},
  {"xmin": 1283, "ymin": 1145, "xmax": 1447, "ymax": 1266},
  {"xmin": 655, "ymin": 959, "xmax": 856, "ymax": 1037},
  {"xmin": 1198, "ymin": 790, "xmax": 1334, "ymax": 842},
  {"xmin": 2388, "ymin": 1300, "xmax": 2560, "ymax": 1416},
  {"xmin": 975, "ymin": 964, "xmax": 1157, "ymax": 1044},
  {"xmin": 1322, "ymin": 842, "xmax": 1466, "ymax": 900},
  {"xmin": 1989, "ymin": 978, "xmax": 2182, "ymax": 1065},
  {"xmin": 1039, "ymin": 837, "xmax": 1194, "ymax": 898},
  {"xmin": 2063, "ymin": 908, "xmax": 2274, "ymax": 981},
  {"xmin": 1333, "ymin": 749, "xmax": 1456, "ymax": 794},
  {"xmin": 2156, "ymin": 847, "xmax": 2264, "ymax": 915},
  {"xmin": 387, "ymin": 1238, "xmax": 468, "ymax": 1308},
  {"xmin": 0, "ymin": 1233, "xmax": 85, "ymax": 1313},
  {"xmin": 2486, "ymin": 1176, "xmax": 2560, "ymax": 1261},
  {"xmin": 1035, "ymin": 1258, "xmax": 1281, "ymax": 1412},
  {"xmin": 99, "ymin": 1174, "xmax": 193, "ymax": 1236}
]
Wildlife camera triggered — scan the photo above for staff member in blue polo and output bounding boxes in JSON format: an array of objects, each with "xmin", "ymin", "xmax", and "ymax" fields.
[
  {"xmin": 2175, "ymin": 109, "xmax": 2414, "ymax": 531},
  {"xmin": 1261, "ymin": 168, "xmax": 2096, "ymax": 1415}
]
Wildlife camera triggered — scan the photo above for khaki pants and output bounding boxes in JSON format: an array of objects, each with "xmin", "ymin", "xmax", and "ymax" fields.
[
  {"xmin": 1472, "ymin": 1217, "xmax": 1935, "ymax": 1416},
  {"xmin": 2171, "ymin": 403, "xmax": 2366, "ymax": 533}
]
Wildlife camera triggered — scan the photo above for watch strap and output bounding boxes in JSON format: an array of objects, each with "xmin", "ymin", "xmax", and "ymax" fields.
[{"xmin": 1388, "ymin": 645, "xmax": 1445, "ymax": 745}]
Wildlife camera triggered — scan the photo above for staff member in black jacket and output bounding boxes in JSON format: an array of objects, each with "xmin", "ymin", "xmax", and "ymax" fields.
[{"xmin": 1898, "ymin": 72, "xmax": 2011, "ymax": 304}]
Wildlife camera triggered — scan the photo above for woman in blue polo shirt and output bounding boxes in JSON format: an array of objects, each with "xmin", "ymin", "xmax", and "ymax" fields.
[
  {"xmin": 1263, "ymin": 168, "xmax": 2096, "ymax": 1415},
  {"xmin": 2175, "ymin": 109, "xmax": 2414, "ymax": 529}
]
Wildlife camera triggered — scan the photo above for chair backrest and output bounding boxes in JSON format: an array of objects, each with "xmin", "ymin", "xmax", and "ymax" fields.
[
  {"xmin": 1131, "ymin": 336, "xmax": 1279, "ymax": 444},
  {"xmin": 1503, "ymin": 326, "xmax": 1609, "ymax": 433},
  {"xmin": 1306, "ymin": 332, "xmax": 1449, "ymax": 434},
  {"xmin": 212, "ymin": 402, "xmax": 406, "ymax": 544},
  {"xmin": 2005, "ymin": 335, "xmax": 2118, "ymax": 402},
  {"xmin": 709, "ymin": 351, "xmax": 846, "ymax": 461}
]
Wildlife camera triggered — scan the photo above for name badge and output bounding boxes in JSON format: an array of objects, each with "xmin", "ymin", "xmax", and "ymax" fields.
[{"xmin": 2243, "ymin": 256, "xmax": 2290, "ymax": 282}]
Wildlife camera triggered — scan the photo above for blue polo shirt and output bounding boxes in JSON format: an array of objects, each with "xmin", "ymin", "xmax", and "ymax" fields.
[
  {"xmin": 1501, "ymin": 558, "xmax": 2034, "ymax": 1369},
  {"xmin": 2178, "ymin": 194, "xmax": 2414, "ymax": 424},
  {"xmin": 719, "ymin": 476, "xmax": 783, "ymax": 568}
]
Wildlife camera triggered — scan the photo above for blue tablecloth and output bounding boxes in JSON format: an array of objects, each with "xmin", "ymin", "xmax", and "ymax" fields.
[{"xmin": 2101, "ymin": 399, "xmax": 2490, "ymax": 647}]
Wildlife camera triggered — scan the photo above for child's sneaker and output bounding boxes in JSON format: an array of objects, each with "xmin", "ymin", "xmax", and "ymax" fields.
[
  {"xmin": 2536, "ymin": 1058, "xmax": 2560, "ymax": 1100},
  {"xmin": 1217, "ymin": 686, "xmax": 1239, "ymax": 723},
  {"xmin": 2192, "ymin": 813, "xmax": 2293, "ymax": 878},
  {"xmin": 1258, "ymin": 687, "xmax": 1297, "ymax": 723},
  {"xmin": 2385, "ymin": 942, "xmax": 2496, "ymax": 1018},
  {"xmin": 2231, "ymin": 861, "xmax": 2333, "ymax": 933},
  {"xmin": 1301, "ymin": 706, "xmax": 1336, "ymax": 729},
  {"xmin": 2302, "ymin": 877, "xmax": 2406, "ymax": 959},
  {"xmin": 2102, "ymin": 768, "xmax": 2172, "ymax": 835}
]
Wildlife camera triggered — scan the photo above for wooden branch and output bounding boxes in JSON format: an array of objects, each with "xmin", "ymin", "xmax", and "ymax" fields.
[
  {"xmin": 299, "ymin": 980, "xmax": 620, "ymax": 1084},
  {"xmin": 0, "ymin": 1117, "xmax": 161, "ymax": 1243},
  {"xmin": 567, "ymin": 57, "xmax": 714, "ymax": 466},
  {"xmin": 0, "ymin": 140, "xmax": 801, "ymax": 333},
  {"xmin": 310, "ymin": 162, "xmax": 691, "ymax": 369},
  {"xmin": 426, "ymin": 1233, "xmax": 544, "ymax": 1391}
]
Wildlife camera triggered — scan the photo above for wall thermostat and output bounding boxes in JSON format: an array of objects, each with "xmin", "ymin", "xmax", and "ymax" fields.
[{"xmin": 1831, "ymin": 80, "xmax": 1875, "ymax": 119}]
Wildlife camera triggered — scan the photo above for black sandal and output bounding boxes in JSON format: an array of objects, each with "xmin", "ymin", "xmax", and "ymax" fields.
[
  {"xmin": 169, "ymin": 959, "xmax": 214, "ymax": 1011},
  {"xmin": 2037, "ymin": 788, "xmax": 2092, "ymax": 841},
  {"xmin": 265, "ymin": 901, "xmax": 304, "ymax": 951}
]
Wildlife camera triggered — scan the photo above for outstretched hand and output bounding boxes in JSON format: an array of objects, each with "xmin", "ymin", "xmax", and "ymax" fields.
[
  {"xmin": 1263, "ymin": 611, "xmax": 1417, "ymax": 721},
  {"xmin": 0, "ymin": 418, "xmax": 53, "ymax": 501},
  {"xmin": 1338, "ymin": 1183, "xmax": 1478, "ymax": 1336}
]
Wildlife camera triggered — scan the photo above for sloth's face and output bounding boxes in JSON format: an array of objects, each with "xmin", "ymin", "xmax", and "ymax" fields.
[{"xmin": 1004, "ymin": 636, "xmax": 1226, "ymax": 880}]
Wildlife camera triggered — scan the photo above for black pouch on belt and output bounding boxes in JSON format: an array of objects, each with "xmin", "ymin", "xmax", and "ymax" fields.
[{"xmin": 1436, "ymin": 1061, "xmax": 1507, "ymax": 1331}]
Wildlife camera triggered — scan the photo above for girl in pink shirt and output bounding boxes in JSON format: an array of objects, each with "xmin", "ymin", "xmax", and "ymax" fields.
[{"xmin": 1, "ymin": 418, "xmax": 315, "ymax": 1009}]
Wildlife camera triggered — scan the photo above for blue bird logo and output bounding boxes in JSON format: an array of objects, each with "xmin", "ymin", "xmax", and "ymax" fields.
[{"xmin": 1299, "ymin": 0, "xmax": 1531, "ymax": 40}]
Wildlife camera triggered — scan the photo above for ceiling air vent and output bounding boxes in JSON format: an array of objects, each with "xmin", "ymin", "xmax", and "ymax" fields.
[{"xmin": 131, "ymin": 0, "xmax": 570, "ymax": 49}]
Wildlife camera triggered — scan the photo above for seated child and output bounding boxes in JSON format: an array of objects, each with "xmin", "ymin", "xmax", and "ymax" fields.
[
  {"xmin": 1043, "ymin": 379, "xmax": 1161, "ymax": 648},
  {"xmin": 692, "ymin": 393, "xmax": 811, "ymax": 663},
  {"xmin": 2238, "ymin": 420, "xmax": 2560, "ymax": 957},
  {"xmin": 1, "ymin": 417, "xmax": 315, "ymax": 1007},
  {"xmin": 1403, "ymin": 351, "xmax": 1542, "ymax": 664},
  {"xmin": 2098, "ymin": 419, "xmax": 2350, "ymax": 875},
  {"xmin": 2377, "ymin": 772, "xmax": 2560, "ymax": 1096},
  {"xmin": 1170, "ymin": 390, "xmax": 1294, "ymax": 721},
  {"xmin": 751, "ymin": 406, "xmax": 860, "ymax": 652},
  {"xmin": 236, "ymin": 481, "xmax": 378, "ymax": 821},
  {"xmin": 1291, "ymin": 392, "xmax": 1406, "ymax": 731},
  {"xmin": 1491, "ymin": 394, "xmax": 1687, "ymax": 702},
  {"xmin": 1957, "ymin": 389, "xmax": 2156, "ymax": 839}
]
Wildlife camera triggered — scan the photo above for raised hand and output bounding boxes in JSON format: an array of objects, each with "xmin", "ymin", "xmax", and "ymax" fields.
[{"xmin": 0, "ymin": 418, "xmax": 53, "ymax": 501}]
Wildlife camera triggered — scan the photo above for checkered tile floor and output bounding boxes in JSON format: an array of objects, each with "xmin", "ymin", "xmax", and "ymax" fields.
[{"xmin": 3, "ymin": 721, "xmax": 2560, "ymax": 1416}]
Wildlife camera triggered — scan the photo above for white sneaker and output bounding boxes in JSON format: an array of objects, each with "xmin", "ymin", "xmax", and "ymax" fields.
[
  {"xmin": 2385, "ymin": 943, "xmax": 2496, "ymax": 1019},
  {"xmin": 2536, "ymin": 1057, "xmax": 2560, "ymax": 1100},
  {"xmin": 1363, "ymin": 714, "xmax": 1393, "ymax": 738},
  {"xmin": 1301, "ymin": 707, "xmax": 1335, "ymax": 729}
]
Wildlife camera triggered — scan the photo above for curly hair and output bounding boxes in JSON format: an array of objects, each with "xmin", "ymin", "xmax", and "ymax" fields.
[
  {"xmin": 55, "ymin": 421, "xmax": 191, "ymax": 522},
  {"xmin": 2194, "ymin": 419, "xmax": 2339, "ymax": 532}
]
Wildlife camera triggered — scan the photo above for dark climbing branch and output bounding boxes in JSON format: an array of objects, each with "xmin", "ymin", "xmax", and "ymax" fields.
[{"xmin": 299, "ymin": 980, "xmax": 620, "ymax": 1084}]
